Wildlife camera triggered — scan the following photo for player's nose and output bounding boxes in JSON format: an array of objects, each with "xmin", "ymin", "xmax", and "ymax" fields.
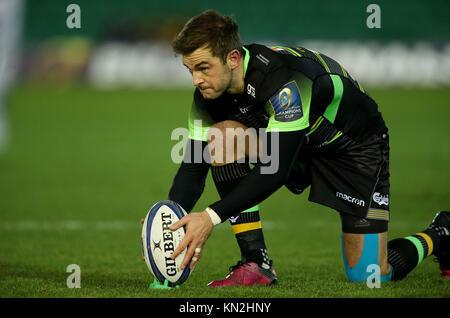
[{"xmin": 192, "ymin": 71, "xmax": 204, "ymax": 87}]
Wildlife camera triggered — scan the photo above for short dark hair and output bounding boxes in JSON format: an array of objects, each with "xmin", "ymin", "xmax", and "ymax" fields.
[{"xmin": 172, "ymin": 10, "xmax": 244, "ymax": 63}]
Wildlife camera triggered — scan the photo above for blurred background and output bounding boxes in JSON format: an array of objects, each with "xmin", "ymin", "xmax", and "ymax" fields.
[
  {"xmin": 13, "ymin": 0, "xmax": 450, "ymax": 88},
  {"xmin": 0, "ymin": 0, "xmax": 449, "ymax": 297}
]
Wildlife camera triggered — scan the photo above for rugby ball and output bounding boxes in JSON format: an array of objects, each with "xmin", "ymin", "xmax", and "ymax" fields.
[{"xmin": 141, "ymin": 200, "xmax": 191, "ymax": 286}]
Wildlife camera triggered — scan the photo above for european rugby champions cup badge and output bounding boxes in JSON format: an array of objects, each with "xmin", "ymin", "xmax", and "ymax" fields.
[
  {"xmin": 272, "ymin": 81, "xmax": 303, "ymax": 122},
  {"xmin": 279, "ymin": 87, "xmax": 292, "ymax": 108}
]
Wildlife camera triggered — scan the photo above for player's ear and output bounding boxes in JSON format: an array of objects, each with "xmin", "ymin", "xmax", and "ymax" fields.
[{"xmin": 226, "ymin": 49, "xmax": 241, "ymax": 70}]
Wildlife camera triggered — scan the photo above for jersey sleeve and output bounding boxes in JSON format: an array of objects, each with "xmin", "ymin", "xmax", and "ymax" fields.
[
  {"xmin": 265, "ymin": 74, "xmax": 313, "ymax": 133},
  {"xmin": 188, "ymin": 92, "xmax": 215, "ymax": 142}
]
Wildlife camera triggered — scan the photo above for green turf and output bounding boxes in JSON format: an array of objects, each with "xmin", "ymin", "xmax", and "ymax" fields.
[{"xmin": 0, "ymin": 84, "xmax": 449, "ymax": 297}]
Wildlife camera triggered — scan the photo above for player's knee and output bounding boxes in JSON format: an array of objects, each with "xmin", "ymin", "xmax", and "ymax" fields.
[
  {"xmin": 208, "ymin": 120, "xmax": 251, "ymax": 144},
  {"xmin": 208, "ymin": 120, "xmax": 259, "ymax": 166},
  {"xmin": 209, "ymin": 120, "xmax": 246, "ymax": 131}
]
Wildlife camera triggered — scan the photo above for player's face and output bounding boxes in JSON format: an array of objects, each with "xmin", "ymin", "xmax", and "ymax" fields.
[{"xmin": 182, "ymin": 46, "xmax": 233, "ymax": 100}]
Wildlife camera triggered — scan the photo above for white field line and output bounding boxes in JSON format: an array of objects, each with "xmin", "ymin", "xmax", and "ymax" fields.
[
  {"xmin": 0, "ymin": 220, "xmax": 289, "ymax": 231},
  {"xmin": 0, "ymin": 220, "xmax": 141, "ymax": 231},
  {"xmin": 0, "ymin": 219, "xmax": 325, "ymax": 231},
  {"xmin": 0, "ymin": 219, "xmax": 426, "ymax": 232}
]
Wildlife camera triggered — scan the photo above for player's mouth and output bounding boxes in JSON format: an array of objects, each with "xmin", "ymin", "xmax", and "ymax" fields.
[
  {"xmin": 199, "ymin": 87, "xmax": 215, "ymax": 97},
  {"xmin": 200, "ymin": 91, "xmax": 217, "ymax": 100}
]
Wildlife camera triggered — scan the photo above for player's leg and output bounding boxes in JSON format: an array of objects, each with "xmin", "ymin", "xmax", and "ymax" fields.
[
  {"xmin": 366, "ymin": 134, "xmax": 450, "ymax": 279},
  {"xmin": 340, "ymin": 213, "xmax": 392, "ymax": 282},
  {"xmin": 206, "ymin": 120, "xmax": 277, "ymax": 287},
  {"xmin": 387, "ymin": 211, "xmax": 450, "ymax": 280},
  {"xmin": 339, "ymin": 179, "xmax": 449, "ymax": 282},
  {"xmin": 340, "ymin": 211, "xmax": 450, "ymax": 282},
  {"xmin": 338, "ymin": 132, "xmax": 449, "ymax": 281}
]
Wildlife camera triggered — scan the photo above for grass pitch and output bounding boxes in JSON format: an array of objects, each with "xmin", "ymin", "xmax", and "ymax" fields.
[{"xmin": 0, "ymin": 84, "xmax": 449, "ymax": 298}]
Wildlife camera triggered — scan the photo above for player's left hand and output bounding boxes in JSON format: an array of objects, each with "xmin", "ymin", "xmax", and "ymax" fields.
[{"xmin": 169, "ymin": 210, "xmax": 214, "ymax": 270}]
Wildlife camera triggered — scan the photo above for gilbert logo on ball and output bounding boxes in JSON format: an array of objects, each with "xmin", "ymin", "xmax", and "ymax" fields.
[{"xmin": 141, "ymin": 200, "xmax": 191, "ymax": 286}]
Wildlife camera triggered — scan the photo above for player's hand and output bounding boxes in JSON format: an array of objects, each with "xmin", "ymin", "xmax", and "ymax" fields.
[{"xmin": 169, "ymin": 210, "xmax": 214, "ymax": 270}]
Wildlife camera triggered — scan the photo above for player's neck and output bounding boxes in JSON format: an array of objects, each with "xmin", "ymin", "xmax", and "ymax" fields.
[{"xmin": 226, "ymin": 61, "xmax": 245, "ymax": 95}]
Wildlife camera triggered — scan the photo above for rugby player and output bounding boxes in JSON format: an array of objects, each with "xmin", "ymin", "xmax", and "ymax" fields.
[{"xmin": 168, "ymin": 10, "xmax": 449, "ymax": 286}]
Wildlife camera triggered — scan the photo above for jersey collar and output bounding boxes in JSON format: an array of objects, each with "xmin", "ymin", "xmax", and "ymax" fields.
[{"xmin": 242, "ymin": 46, "xmax": 250, "ymax": 78}]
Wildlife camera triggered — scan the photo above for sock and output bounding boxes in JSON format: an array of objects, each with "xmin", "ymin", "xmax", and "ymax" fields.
[
  {"xmin": 211, "ymin": 162, "xmax": 272, "ymax": 269},
  {"xmin": 231, "ymin": 206, "xmax": 272, "ymax": 269},
  {"xmin": 388, "ymin": 231, "xmax": 439, "ymax": 281}
]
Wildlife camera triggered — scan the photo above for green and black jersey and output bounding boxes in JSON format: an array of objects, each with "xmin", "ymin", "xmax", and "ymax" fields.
[
  {"xmin": 189, "ymin": 44, "xmax": 386, "ymax": 151},
  {"xmin": 170, "ymin": 44, "xmax": 388, "ymax": 221}
]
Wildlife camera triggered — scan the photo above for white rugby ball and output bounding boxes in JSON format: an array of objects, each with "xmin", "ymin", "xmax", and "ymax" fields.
[{"xmin": 141, "ymin": 200, "xmax": 191, "ymax": 286}]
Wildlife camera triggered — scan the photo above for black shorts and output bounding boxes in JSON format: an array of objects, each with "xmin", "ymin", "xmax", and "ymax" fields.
[{"xmin": 286, "ymin": 133, "xmax": 390, "ymax": 224}]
